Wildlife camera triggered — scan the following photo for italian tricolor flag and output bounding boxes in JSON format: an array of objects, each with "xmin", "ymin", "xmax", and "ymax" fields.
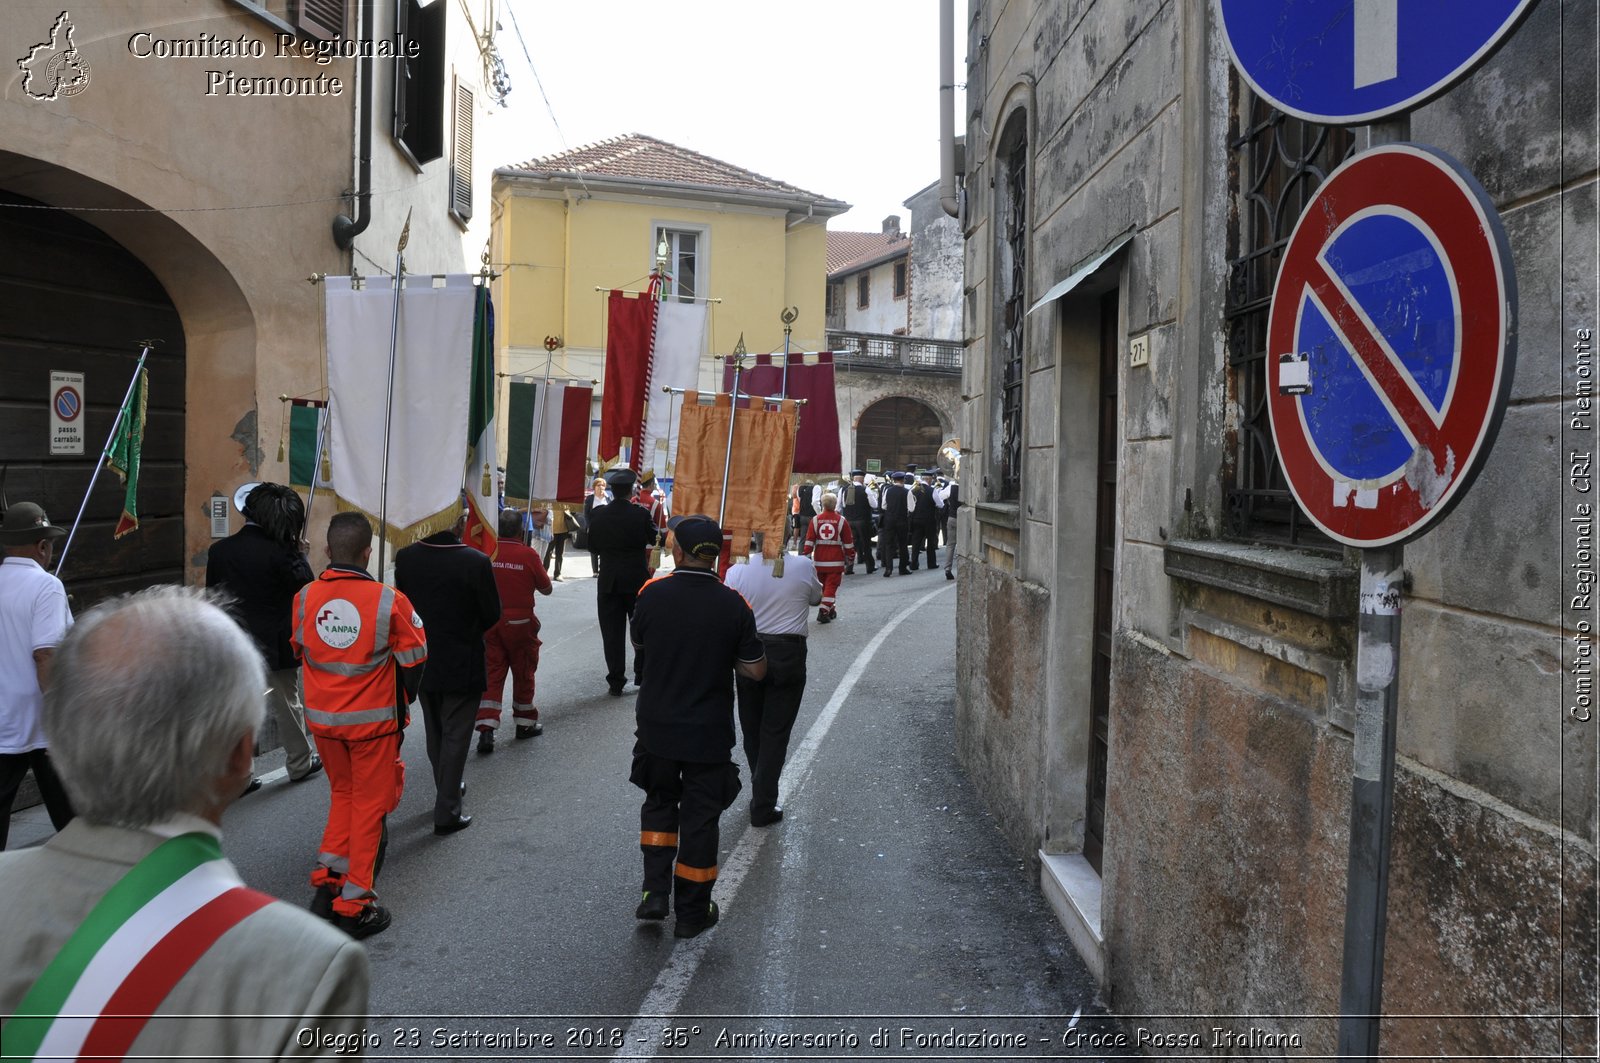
[
  {"xmin": 504, "ymin": 379, "xmax": 593, "ymax": 506},
  {"xmin": 462, "ymin": 285, "xmax": 498, "ymax": 557},
  {"xmin": 5, "ymin": 832, "xmax": 272, "ymax": 1061}
]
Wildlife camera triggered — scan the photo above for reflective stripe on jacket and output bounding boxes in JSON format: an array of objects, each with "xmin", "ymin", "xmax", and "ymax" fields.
[{"xmin": 292, "ymin": 567, "xmax": 428, "ymax": 740}]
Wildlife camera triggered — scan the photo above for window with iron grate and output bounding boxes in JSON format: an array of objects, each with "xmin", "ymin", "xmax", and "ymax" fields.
[
  {"xmin": 1225, "ymin": 77, "xmax": 1354, "ymax": 547},
  {"xmin": 996, "ymin": 112, "xmax": 1028, "ymax": 501}
]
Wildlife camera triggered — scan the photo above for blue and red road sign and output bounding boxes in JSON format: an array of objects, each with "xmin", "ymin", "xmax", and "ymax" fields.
[
  {"xmin": 53, "ymin": 385, "xmax": 81, "ymax": 421},
  {"xmin": 1217, "ymin": 0, "xmax": 1537, "ymax": 125},
  {"xmin": 1266, "ymin": 144, "xmax": 1516, "ymax": 548}
]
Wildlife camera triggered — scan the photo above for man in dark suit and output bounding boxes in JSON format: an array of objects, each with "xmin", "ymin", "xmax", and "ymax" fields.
[
  {"xmin": 879, "ymin": 472, "xmax": 911, "ymax": 576},
  {"xmin": 839, "ymin": 470, "xmax": 876, "ymax": 574},
  {"xmin": 204, "ymin": 482, "xmax": 320, "ymax": 786},
  {"xmin": 394, "ymin": 509, "xmax": 500, "ymax": 834},
  {"xmin": 587, "ymin": 468, "xmax": 659, "ymax": 696},
  {"xmin": 909, "ymin": 469, "xmax": 939, "ymax": 571}
]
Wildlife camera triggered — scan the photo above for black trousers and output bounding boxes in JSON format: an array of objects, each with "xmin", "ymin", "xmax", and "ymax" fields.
[
  {"xmin": 420, "ymin": 690, "xmax": 476, "ymax": 825},
  {"xmin": 879, "ymin": 523, "xmax": 909, "ymax": 574},
  {"xmin": 911, "ymin": 521, "xmax": 939, "ymax": 569},
  {"xmin": 0, "ymin": 749, "xmax": 74, "ymax": 850},
  {"xmin": 845, "ymin": 518, "xmax": 875, "ymax": 571},
  {"xmin": 543, "ymin": 533, "xmax": 568, "ymax": 578},
  {"xmin": 596, "ymin": 589, "xmax": 640, "ymax": 690},
  {"xmin": 736, "ymin": 636, "xmax": 807, "ymax": 818},
  {"xmin": 631, "ymin": 748, "xmax": 740, "ymax": 920}
]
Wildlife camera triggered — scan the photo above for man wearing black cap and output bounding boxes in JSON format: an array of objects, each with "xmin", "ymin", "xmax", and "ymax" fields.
[
  {"xmin": 0, "ymin": 502, "xmax": 76, "ymax": 848},
  {"xmin": 629, "ymin": 515, "xmax": 765, "ymax": 937},
  {"xmin": 588, "ymin": 467, "xmax": 659, "ymax": 696},
  {"xmin": 839, "ymin": 470, "xmax": 877, "ymax": 574},
  {"xmin": 879, "ymin": 472, "xmax": 911, "ymax": 576}
]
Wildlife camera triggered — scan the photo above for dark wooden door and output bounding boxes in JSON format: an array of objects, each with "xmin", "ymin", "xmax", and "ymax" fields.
[
  {"xmin": 0, "ymin": 190, "xmax": 186, "ymax": 611},
  {"xmin": 856, "ymin": 396, "xmax": 942, "ymax": 472},
  {"xmin": 1085, "ymin": 290, "xmax": 1118, "ymax": 875}
]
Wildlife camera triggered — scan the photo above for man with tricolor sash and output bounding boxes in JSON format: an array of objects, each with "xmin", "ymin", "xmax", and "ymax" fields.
[
  {"xmin": 0, "ymin": 586, "xmax": 368, "ymax": 1059},
  {"xmin": 295, "ymin": 511, "xmax": 428, "ymax": 938}
]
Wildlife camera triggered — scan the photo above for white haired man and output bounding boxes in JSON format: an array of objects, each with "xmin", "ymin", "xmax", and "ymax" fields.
[{"xmin": 0, "ymin": 587, "xmax": 368, "ymax": 1059}]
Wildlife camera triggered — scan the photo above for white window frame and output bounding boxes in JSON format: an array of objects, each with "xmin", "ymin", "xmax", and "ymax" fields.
[{"xmin": 651, "ymin": 222, "xmax": 710, "ymax": 304}]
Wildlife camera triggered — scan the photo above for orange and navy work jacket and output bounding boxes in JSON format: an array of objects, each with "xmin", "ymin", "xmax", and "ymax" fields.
[
  {"xmin": 292, "ymin": 565, "xmax": 428, "ymax": 741},
  {"xmin": 802, "ymin": 511, "xmax": 856, "ymax": 570}
]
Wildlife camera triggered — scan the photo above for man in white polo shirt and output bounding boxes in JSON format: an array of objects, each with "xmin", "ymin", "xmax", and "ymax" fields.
[
  {"xmin": 0, "ymin": 501, "xmax": 75, "ymax": 850},
  {"xmin": 722, "ymin": 535, "xmax": 823, "ymax": 827}
]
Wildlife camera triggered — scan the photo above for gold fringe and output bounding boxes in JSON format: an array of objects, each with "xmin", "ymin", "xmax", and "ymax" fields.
[
  {"xmin": 331, "ymin": 496, "xmax": 464, "ymax": 553},
  {"xmin": 481, "ymin": 463, "xmax": 492, "ymax": 496}
]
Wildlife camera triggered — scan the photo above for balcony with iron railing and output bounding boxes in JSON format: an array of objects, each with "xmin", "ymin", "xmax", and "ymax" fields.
[{"xmin": 825, "ymin": 330, "xmax": 963, "ymax": 375}]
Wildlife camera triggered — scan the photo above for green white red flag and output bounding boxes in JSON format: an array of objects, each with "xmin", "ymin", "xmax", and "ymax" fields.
[{"xmin": 107, "ymin": 365, "xmax": 147, "ymax": 539}]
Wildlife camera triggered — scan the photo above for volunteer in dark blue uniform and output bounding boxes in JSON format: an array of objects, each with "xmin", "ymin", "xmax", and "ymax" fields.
[{"xmin": 629, "ymin": 515, "xmax": 765, "ymax": 938}]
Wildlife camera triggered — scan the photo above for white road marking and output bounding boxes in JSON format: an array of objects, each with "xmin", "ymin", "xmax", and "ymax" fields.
[
  {"xmin": 1353, "ymin": 0, "xmax": 1398, "ymax": 88},
  {"xmin": 613, "ymin": 581, "xmax": 955, "ymax": 1059}
]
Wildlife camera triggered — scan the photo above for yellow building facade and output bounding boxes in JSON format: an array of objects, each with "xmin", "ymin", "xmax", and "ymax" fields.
[{"xmin": 490, "ymin": 135, "xmax": 848, "ymax": 462}]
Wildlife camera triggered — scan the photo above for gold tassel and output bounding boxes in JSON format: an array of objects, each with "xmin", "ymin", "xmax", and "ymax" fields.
[
  {"xmin": 649, "ymin": 545, "xmax": 662, "ymax": 571},
  {"xmin": 772, "ymin": 552, "xmax": 785, "ymax": 578},
  {"xmin": 482, "ymin": 462, "xmax": 491, "ymax": 496},
  {"xmin": 321, "ymin": 449, "xmax": 332, "ymax": 481},
  {"xmin": 276, "ymin": 437, "xmax": 286, "ymax": 463}
]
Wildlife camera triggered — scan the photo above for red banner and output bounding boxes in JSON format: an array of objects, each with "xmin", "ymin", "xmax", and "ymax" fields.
[
  {"xmin": 600, "ymin": 291, "xmax": 657, "ymax": 466},
  {"xmin": 721, "ymin": 352, "xmax": 841, "ymax": 473}
]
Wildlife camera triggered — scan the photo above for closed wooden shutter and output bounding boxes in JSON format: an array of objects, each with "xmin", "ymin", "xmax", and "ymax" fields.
[
  {"xmin": 450, "ymin": 81, "xmax": 474, "ymax": 223},
  {"xmin": 294, "ymin": 0, "xmax": 346, "ymax": 40}
]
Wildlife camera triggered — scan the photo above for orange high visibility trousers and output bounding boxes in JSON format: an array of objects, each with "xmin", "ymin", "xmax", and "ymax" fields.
[{"xmin": 314, "ymin": 731, "xmax": 402, "ymax": 917}]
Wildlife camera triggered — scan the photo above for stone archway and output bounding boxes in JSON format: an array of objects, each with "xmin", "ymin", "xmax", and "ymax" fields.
[
  {"xmin": 0, "ymin": 151, "xmax": 258, "ymax": 594},
  {"xmin": 856, "ymin": 396, "xmax": 943, "ymax": 473}
]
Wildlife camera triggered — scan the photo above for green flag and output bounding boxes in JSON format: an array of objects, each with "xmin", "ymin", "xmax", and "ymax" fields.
[{"xmin": 107, "ymin": 366, "xmax": 147, "ymax": 539}]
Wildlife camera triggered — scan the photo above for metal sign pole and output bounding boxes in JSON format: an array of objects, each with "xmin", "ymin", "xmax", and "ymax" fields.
[
  {"xmin": 1338, "ymin": 544, "xmax": 1404, "ymax": 1058},
  {"xmin": 1336, "ymin": 113, "xmax": 1410, "ymax": 1063}
]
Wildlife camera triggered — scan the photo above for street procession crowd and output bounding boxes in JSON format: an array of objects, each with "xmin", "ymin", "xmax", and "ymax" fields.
[{"xmin": 0, "ymin": 461, "xmax": 960, "ymax": 1057}]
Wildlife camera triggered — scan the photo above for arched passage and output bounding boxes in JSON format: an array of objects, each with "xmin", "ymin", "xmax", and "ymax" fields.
[
  {"xmin": 0, "ymin": 190, "xmax": 186, "ymax": 608},
  {"xmin": 855, "ymin": 396, "xmax": 942, "ymax": 473},
  {"xmin": 0, "ymin": 151, "xmax": 258, "ymax": 601}
]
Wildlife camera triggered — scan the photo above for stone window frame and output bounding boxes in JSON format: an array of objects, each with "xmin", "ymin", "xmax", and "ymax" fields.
[
  {"xmin": 993, "ymin": 106, "xmax": 1029, "ymax": 504},
  {"xmin": 857, "ymin": 273, "xmax": 871, "ymax": 309},
  {"xmin": 1224, "ymin": 75, "xmax": 1354, "ymax": 549}
]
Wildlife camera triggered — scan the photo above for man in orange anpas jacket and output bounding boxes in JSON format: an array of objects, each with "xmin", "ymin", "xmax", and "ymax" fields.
[
  {"xmin": 475, "ymin": 508, "xmax": 553, "ymax": 753},
  {"xmin": 293, "ymin": 512, "xmax": 427, "ymax": 940}
]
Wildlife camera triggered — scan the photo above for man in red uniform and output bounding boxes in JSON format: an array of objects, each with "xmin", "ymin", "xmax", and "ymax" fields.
[
  {"xmin": 293, "ymin": 511, "xmax": 427, "ymax": 939},
  {"xmin": 476, "ymin": 509, "xmax": 553, "ymax": 754},
  {"xmin": 636, "ymin": 469, "xmax": 669, "ymax": 574},
  {"xmin": 802, "ymin": 493, "xmax": 856, "ymax": 624}
]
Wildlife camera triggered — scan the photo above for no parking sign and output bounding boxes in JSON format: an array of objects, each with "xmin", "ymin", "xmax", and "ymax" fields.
[
  {"xmin": 1266, "ymin": 144, "xmax": 1517, "ymax": 547},
  {"xmin": 50, "ymin": 370, "xmax": 84, "ymax": 456}
]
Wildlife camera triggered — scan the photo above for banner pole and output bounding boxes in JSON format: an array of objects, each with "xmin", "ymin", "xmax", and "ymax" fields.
[
  {"xmin": 526, "ymin": 336, "xmax": 559, "ymax": 510},
  {"xmin": 719, "ymin": 360, "xmax": 742, "ymax": 527},
  {"xmin": 55, "ymin": 343, "xmax": 152, "ymax": 578},
  {"xmin": 375, "ymin": 210, "xmax": 411, "ymax": 577},
  {"xmin": 305, "ymin": 402, "xmax": 330, "ymax": 526}
]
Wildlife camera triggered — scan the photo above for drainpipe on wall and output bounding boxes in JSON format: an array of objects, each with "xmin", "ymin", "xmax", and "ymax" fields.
[
  {"xmin": 938, "ymin": 0, "xmax": 959, "ymax": 218},
  {"xmin": 333, "ymin": 0, "xmax": 375, "ymax": 249}
]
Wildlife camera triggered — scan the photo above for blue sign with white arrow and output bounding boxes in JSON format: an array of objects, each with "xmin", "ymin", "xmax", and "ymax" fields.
[{"xmin": 1217, "ymin": 0, "xmax": 1538, "ymax": 125}]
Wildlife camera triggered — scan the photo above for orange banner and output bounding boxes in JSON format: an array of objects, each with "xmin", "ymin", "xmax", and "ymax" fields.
[{"xmin": 672, "ymin": 392, "xmax": 795, "ymax": 559}]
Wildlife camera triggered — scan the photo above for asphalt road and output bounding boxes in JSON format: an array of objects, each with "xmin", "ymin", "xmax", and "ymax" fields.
[{"xmin": 12, "ymin": 547, "xmax": 1123, "ymax": 1061}]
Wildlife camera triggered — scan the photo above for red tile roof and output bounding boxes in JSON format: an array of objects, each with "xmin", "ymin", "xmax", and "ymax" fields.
[
  {"xmin": 827, "ymin": 230, "xmax": 909, "ymax": 276},
  {"xmin": 502, "ymin": 134, "xmax": 846, "ymax": 210}
]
